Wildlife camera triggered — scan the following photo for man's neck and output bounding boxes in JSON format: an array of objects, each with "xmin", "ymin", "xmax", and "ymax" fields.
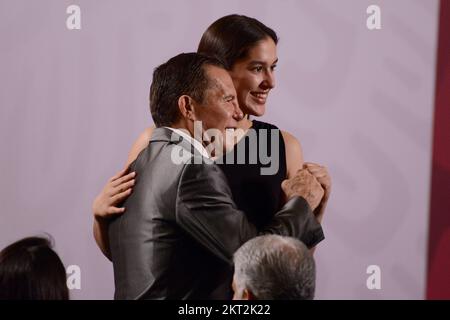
[
  {"xmin": 164, "ymin": 124, "xmax": 210, "ymax": 159},
  {"xmin": 169, "ymin": 123, "xmax": 194, "ymax": 139},
  {"xmin": 170, "ymin": 121, "xmax": 205, "ymax": 148},
  {"xmin": 170, "ymin": 120, "xmax": 195, "ymax": 138}
]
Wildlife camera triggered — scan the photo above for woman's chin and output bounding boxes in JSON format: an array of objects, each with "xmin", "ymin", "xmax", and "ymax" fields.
[{"xmin": 244, "ymin": 103, "xmax": 266, "ymax": 117}]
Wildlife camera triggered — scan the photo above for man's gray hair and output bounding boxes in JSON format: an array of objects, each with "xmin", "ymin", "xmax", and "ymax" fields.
[{"xmin": 233, "ymin": 235, "xmax": 315, "ymax": 300}]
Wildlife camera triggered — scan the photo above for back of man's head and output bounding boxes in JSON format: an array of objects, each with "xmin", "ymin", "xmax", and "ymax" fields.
[
  {"xmin": 150, "ymin": 52, "xmax": 225, "ymax": 127},
  {"xmin": 233, "ymin": 235, "xmax": 316, "ymax": 300}
]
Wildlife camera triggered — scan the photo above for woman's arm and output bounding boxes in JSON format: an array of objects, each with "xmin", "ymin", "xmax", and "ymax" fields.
[
  {"xmin": 93, "ymin": 126, "xmax": 154, "ymax": 260},
  {"xmin": 281, "ymin": 130, "xmax": 331, "ymax": 224},
  {"xmin": 281, "ymin": 130, "xmax": 304, "ymax": 179},
  {"xmin": 92, "ymin": 167, "xmax": 135, "ymax": 260},
  {"xmin": 281, "ymin": 130, "xmax": 331, "ymax": 255}
]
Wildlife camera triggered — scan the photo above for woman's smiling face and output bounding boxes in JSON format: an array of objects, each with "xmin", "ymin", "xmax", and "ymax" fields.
[{"xmin": 229, "ymin": 37, "xmax": 278, "ymax": 117}]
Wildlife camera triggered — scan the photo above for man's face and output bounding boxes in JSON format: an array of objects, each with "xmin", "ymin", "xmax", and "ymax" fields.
[
  {"xmin": 193, "ymin": 65, "xmax": 242, "ymax": 152},
  {"xmin": 231, "ymin": 275, "xmax": 242, "ymax": 300},
  {"xmin": 232, "ymin": 273, "xmax": 250, "ymax": 300}
]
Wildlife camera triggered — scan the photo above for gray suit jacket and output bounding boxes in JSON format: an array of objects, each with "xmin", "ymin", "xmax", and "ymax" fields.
[{"xmin": 109, "ymin": 127, "xmax": 324, "ymax": 300}]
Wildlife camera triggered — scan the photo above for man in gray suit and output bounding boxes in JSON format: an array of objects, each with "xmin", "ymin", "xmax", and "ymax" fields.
[{"xmin": 109, "ymin": 53, "xmax": 325, "ymax": 299}]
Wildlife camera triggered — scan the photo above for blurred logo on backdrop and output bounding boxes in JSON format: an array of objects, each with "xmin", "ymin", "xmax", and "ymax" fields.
[{"xmin": 366, "ymin": 265, "xmax": 381, "ymax": 290}]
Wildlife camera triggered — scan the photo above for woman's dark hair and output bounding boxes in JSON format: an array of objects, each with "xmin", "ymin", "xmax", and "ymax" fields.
[
  {"xmin": 197, "ymin": 14, "xmax": 278, "ymax": 70},
  {"xmin": 0, "ymin": 236, "xmax": 69, "ymax": 300}
]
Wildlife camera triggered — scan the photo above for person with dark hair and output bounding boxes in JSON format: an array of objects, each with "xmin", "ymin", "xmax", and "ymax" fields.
[
  {"xmin": 0, "ymin": 236, "xmax": 69, "ymax": 300},
  {"xmin": 232, "ymin": 235, "xmax": 316, "ymax": 300},
  {"xmin": 93, "ymin": 14, "xmax": 330, "ymax": 256},
  {"xmin": 107, "ymin": 52, "xmax": 325, "ymax": 299},
  {"xmin": 197, "ymin": 14, "xmax": 279, "ymax": 71}
]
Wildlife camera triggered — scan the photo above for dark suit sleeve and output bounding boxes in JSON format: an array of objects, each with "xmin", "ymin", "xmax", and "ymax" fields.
[
  {"xmin": 176, "ymin": 163, "xmax": 257, "ymax": 264},
  {"xmin": 176, "ymin": 162, "xmax": 325, "ymax": 263},
  {"xmin": 260, "ymin": 196, "xmax": 325, "ymax": 249}
]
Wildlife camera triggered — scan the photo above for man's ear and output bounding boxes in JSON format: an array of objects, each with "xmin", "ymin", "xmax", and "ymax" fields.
[
  {"xmin": 178, "ymin": 95, "xmax": 195, "ymax": 121},
  {"xmin": 242, "ymin": 288, "xmax": 256, "ymax": 300}
]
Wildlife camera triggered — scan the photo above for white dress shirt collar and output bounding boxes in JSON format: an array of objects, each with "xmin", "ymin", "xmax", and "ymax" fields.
[{"xmin": 165, "ymin": 127, "xmax": 210, "ymax": 159}]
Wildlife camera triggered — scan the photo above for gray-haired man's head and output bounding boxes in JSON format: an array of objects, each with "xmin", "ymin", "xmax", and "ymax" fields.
[{"xmin": 232, "ymin": 235, "xmax": 316, "ymax": 300}]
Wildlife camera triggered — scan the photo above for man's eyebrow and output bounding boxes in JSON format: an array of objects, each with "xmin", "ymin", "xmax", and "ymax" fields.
[{"xmin": 248, "ymin": 58, "xmax": 279, "ymax": 66}]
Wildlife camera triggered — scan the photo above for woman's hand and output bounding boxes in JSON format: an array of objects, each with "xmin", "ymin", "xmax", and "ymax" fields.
[{"xmin": 92, "ymin": 167, "xmax": 136, "ymax": 219}]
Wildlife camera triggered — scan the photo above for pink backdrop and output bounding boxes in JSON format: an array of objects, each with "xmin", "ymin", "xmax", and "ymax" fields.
[{"xmin": 0, "ymin": 0, "xmax": 440, "ymax": 299}]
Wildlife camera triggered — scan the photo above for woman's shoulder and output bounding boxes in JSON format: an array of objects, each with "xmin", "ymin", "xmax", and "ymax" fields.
[
  {"xmin": 125, "ymin": 126, "xmax": 154, "ymax": 166},
  {"xmin": 280, "ymin": 130, "xmax": 304, "ymax": 178},
  {"xmin": 280, "ymin": 130, "xmax": 300, "ymax": 145},
  {"xmin": 134, "ymin": 127, "xmax": 154, "ymax": 148}
]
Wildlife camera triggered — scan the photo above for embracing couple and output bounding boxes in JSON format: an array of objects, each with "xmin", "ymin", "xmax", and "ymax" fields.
[{"xmin": 92, "ymin": 15, "xmax": 331, "ymax": 300}]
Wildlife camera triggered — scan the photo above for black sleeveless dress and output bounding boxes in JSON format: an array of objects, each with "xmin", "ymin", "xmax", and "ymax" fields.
[
  {"xmin": 212, "ymin": 121, "xmax": 323, "ymax": 299},
  {"xmin": 216, "ymin": 120, "xmax": 287, "ymax": 229}
]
